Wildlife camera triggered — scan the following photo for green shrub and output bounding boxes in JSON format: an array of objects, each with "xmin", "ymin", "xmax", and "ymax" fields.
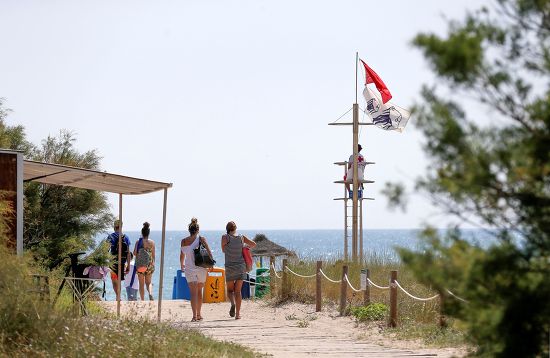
[{"xmin": 351, "ymin": 303, "xmax": 388, "ymax": 322}]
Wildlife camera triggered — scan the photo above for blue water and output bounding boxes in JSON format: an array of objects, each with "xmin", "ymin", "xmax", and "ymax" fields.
[{"xmin": 93, "ymin": 229, "xmax": 489, "ymax": 300}]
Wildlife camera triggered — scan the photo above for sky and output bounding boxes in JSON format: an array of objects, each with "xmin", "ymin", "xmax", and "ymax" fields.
[{"xmin": 0, "ymin": 0, "xmax": 487, "ymax": 231}]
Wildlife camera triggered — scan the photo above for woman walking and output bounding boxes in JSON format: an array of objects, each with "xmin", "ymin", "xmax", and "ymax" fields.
[
  {"xmin": 180, "ymin": 218, "xmax": 214, "ymax": 322},
  {"xmin": 221, "ymin": 221, "xmax": 256, "ymax": 320},
  {"xmin": 133, "ymin": 222, "xmax": 155, "ymax": 301}
]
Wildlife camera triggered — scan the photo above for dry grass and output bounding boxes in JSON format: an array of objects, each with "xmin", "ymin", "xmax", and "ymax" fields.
[
  {"xmin": 0, "ymin": 247, "xmax": 258, "ymax": 357},
  {"xmin": 267, "ymin": 251, "xmax": 466, "ymax": 346}
]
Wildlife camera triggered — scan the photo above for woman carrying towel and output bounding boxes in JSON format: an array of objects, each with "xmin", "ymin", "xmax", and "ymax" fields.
[
  {"xmin": 221, "ymin": 221, "xmax": 256, "ymax": 320},
  {"xmin": 134, "ymin": 222, "xmax": 155, "ymax": 301},
  {"xmin": 180, "ymin": 218, "xmax": 214, "ymax": 322}
]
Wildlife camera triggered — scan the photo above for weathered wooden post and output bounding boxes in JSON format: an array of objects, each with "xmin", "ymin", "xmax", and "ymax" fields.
[
  {"xmin": 316, "ymin": 260, "xmax": 322, "ymax": 312},
  {"xmin": 282, "ymin": 258, "xmax": 288, "ymax": 298},
  {"xmin": 339, "ymin": 265, "xmax": 348, "ymax": 316},
  {"xmin": 389, "ymin": 270, "xmax": 398, "ymax": 327},
  {"xmin": 270, "ymin": 256, "xmax": 275, "ymax": 298},
  {"xmin": 362, "ymin": 268, "xmax": 370, "ymax": 305},
  {"xmin": 439, "ymin": 294, "xmax": 447, "ymax": 327}
]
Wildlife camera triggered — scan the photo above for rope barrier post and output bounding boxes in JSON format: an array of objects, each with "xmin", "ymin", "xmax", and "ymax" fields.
[
  {"xmin": 270, "ymin": 256, "xmax": 275, "ymax": 298},
  {"xmin": 389, "ymin": 270, "xmax": 398, "ymax": 327},
  {"xmin": 316, "ymin": 261, "xmax": 322, "ymax": 312},
  {"xmin": 282, "ymin": 258, "xmax": 288, "ymax": 298},
  {"xmin": 339, "ymin": 265, "xmax": 348, "ymax": 316},
  {"xmin": 363, "ymin": 268, "xmax": 370, "ymax": 305},
  {"xmin": 439, "ymin": 294, "xmax": 447, "ymax": 328}
]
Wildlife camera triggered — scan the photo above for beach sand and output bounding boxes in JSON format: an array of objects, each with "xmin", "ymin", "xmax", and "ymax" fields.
[{"xmin": 100, "ymin": 299, "xmax": 468, "ymax": 357}]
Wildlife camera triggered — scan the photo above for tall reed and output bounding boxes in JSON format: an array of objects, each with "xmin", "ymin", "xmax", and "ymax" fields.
[{"xmin": 270, "ymin": 250, "xmax": 441, "ymax": 325}]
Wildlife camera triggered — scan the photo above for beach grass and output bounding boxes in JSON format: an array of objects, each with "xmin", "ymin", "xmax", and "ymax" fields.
[
  {"xmin": 0, "ymin": 248, "xmax": 257, "ymax": 358},
  {"xmin": 268, "ymin": 250, "xmax": 467, "ymax": 346}
]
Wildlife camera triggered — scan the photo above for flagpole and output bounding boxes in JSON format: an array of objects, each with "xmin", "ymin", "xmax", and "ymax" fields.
[
  {"xmin": 352, "ymin": 52, "xmax": 359, "ymax": 262},
  {"xmin": 355, "ymin": 52, "xmax": 358, "ymax": 104}
]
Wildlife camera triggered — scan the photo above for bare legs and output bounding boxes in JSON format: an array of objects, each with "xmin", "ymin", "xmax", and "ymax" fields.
[
  {"xmin": 111, "ymin": 278, "xmax": 120, "ymax": 298},
  {"xmin": 189, "ymin": 282, "xmax": 204, "ymax": 320},
  {"xmin": 137, "ymin": 273, "xmax": 154, "ymax": 300},
  {"xmin": 227, "ymin": 280, "xmax": 244, "ymax": 319}
]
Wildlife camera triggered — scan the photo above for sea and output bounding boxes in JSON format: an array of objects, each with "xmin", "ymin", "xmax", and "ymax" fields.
[{"xmin": 94, "ymin": 229, "xmax": 490, "ymax": 301}]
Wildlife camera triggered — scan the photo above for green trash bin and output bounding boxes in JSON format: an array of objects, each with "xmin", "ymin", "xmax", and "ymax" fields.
[{"xmin": 255, "ymin": 268, "xmax": 270, "ymax": 298}]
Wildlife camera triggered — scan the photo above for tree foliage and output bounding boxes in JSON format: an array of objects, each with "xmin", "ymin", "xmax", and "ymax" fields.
[
  {"xmin": 0, "ymin": 100, "xmax": 112, "ymax": 268},
  {"xmin": 393, "ymin": 1, "xmax": 550, "ymax": 356}
]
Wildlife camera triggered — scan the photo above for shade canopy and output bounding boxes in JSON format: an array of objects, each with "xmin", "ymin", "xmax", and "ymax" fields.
[
  {"xmin": 23, "ymin": 160, "xmax": 172, "ymax": 195},
  {"xmin": 251, "ymin": 234, "xmax": 294, "ymax": 257}
]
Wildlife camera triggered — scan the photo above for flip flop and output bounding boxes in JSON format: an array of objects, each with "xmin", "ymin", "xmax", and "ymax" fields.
[
  {"xmin": 235, "ymin": 315, "xmax": 241, "ymax": 320},
  {"xmin": 229, "ymin": 304, "xmax": 236, "ymax": 317},
  {"xmin": 191, "ymin": 317, "xmax": 197, "ymax": 322}
]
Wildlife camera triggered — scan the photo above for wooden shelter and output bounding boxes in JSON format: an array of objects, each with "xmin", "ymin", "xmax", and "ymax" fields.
[{"xmin": 0, "ymin": 150, "xmax": 172, "ymax": 321}]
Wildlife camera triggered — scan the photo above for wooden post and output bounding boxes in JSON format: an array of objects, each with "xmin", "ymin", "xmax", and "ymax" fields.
[
  {"xmin": 344, "ymin": 199, "xmax": 348, "ymax": 261},
  {"xmin": 439, "ymin": 294, "xmax": 447, "ymax": 328},
  {"xmin": 116, "ymin": 194, "xmax": 122, "ymax": 319},
  {"xmin": 157, "ymin": 188, "xmax": 168, "ymax": 322},
  {"xmin": 282, "ymin": 258, "xmax": 288, "ymax": 298},
  {"xmin": 389, "ymin": 270, "xmax": 397, "ymax": 327},
  {"xmin": 359, "ymin": 199, "xmax": 363, "ymax": 263},
  {"xmin": 363, "ymin": 268, "xmax": 370, "ymax": 305},
  {"xmin": 352, "ymin": 103, "xmax": 359, "ymax": 263},
  {"xmin": 270, "ymin": 256, "xmax": 275, "ymax": 298},
  {"xmin": 339, "ymin": 265, "xmax": 348, "ymax": 316},
  {"xmin": 316, "ymin": 261, "xmax": 322, "ymax": 312}
]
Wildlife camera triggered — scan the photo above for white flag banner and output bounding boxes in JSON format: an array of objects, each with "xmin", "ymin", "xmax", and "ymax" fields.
[{"xmin": 363, "ymin": 86, "xmax": 411, "ymax": 132}]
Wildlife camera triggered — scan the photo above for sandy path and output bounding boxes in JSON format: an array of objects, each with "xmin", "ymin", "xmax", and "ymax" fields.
[{"xmin": 100, "ymin": 300, "xmax": 466, "ymax": 358}]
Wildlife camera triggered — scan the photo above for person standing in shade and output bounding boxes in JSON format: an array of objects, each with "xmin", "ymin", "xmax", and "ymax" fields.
[
  {"xmin": 221, "ymin": 221, "xmax": 256, "ymax": 320},
  {"xmin": 134, "ymin": 222, "xmax": 155, "ymax": 301},
  {"xmin": 180, "ymin": 218, "xmax": 214, "ymax": 322},
  {"xmin": 107, "ymin": 219, "xmax": 131, "ymax": 298}
]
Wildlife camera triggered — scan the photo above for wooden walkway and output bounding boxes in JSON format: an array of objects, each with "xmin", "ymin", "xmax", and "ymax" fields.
[{"xmin": 101, "ymin": 300, "xmax": 464, "ymax": 357}]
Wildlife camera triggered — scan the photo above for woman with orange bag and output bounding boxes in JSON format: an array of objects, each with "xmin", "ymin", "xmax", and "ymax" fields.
[{"xmin": 134, "ymin": 222, "xmax": 155, "ymax": 301}]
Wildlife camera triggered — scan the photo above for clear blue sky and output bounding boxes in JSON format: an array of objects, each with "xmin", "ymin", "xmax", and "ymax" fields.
[{"xmin": 0, "ymin": 0, "xmax": 486, "ymax": 230}]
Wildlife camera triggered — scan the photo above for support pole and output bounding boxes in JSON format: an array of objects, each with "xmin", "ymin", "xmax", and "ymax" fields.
[
  {"xmin": 352, "ymin": 103, "xmax": 359, "ymax": 262},
  {"xmin": 389, "ymin": 270, "xmax": 398, "ymax": 327},
  {"xmin": 316, "ymin": 261, "xmax": 322, "ymax": 312},
  {"xmin": 344, "ymin": 198, "xmax": 348, "ymax": 261},
  {"xmin": 363, "ymin": 268, "xmax": 370, "ymax": 305},
  {"xmin": 359, "ymin": 199, "xmax": 363, "ymax": 263},
  {"xmin": 116, "ymin": 194, "xmax": 122, "ymax": 319},
  {"xmin": 270, "ymin": 256, "xmax": 275, "ymax": 298},
  {"xmin": 282, "ymin": 258, "xmax": 288, "ymax": 298},
  {"xmin": 439, "ymin": 294, "xmax": 447, "ymax": 327},
  {"xmin": 157, "ymin": 188, "xmax": 168, "ymax": 322},
  {"xmin": 339, "ymin": 265, "xmax": 348, "ymax": 316}
]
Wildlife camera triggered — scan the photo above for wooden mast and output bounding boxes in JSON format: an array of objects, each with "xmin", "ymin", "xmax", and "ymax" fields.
[{"xmin": 352, "ymin": 52, "xmax": 359, "ymax": 262}]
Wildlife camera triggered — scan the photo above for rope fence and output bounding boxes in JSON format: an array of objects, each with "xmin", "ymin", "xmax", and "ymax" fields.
[
  {"xmin": 343, "ymin": 274, "xmax": 362, "ymax": 292},
  {"xmin": 394, "ymin": 280, "xmax": 440, "ymax": 301},
  {"xmin": 265, "ymin": 257, "xmax": 468, "ymax": 328},
  {"xmin": 367, "ymin": 278, "xmax": 390, "ymax": 290},
  {"xmin": 318, "ymin": 269, "xmax": 342, "ymax": 283},
  {"xmin": 270, "ymin": 263, "xmax": 282, "ymax": 279},
  {"xmin": 284, "ymin": 266, "xmax": 317, "ymax": 278}
]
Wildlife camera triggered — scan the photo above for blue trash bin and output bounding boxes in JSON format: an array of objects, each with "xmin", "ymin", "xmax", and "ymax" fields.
[{"xmin": 174, "ymin": 269, "xmax": 190, "ymax": 300}]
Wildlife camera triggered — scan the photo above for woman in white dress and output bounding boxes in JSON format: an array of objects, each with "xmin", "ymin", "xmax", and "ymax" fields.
[{"xmin": 180, "ymin": 218, "xmax": 214, "ymax": 322}]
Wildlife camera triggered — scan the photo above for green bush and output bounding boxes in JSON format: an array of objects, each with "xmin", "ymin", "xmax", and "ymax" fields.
[{"xmin": 351, "ymin": 303, "xmax": 388, "ymax": 322}]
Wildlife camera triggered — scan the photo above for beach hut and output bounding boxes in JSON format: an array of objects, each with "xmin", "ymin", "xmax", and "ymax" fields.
[{"xmin": 250, "ymin": 234, "xmax": 294, "ymax": 267}]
